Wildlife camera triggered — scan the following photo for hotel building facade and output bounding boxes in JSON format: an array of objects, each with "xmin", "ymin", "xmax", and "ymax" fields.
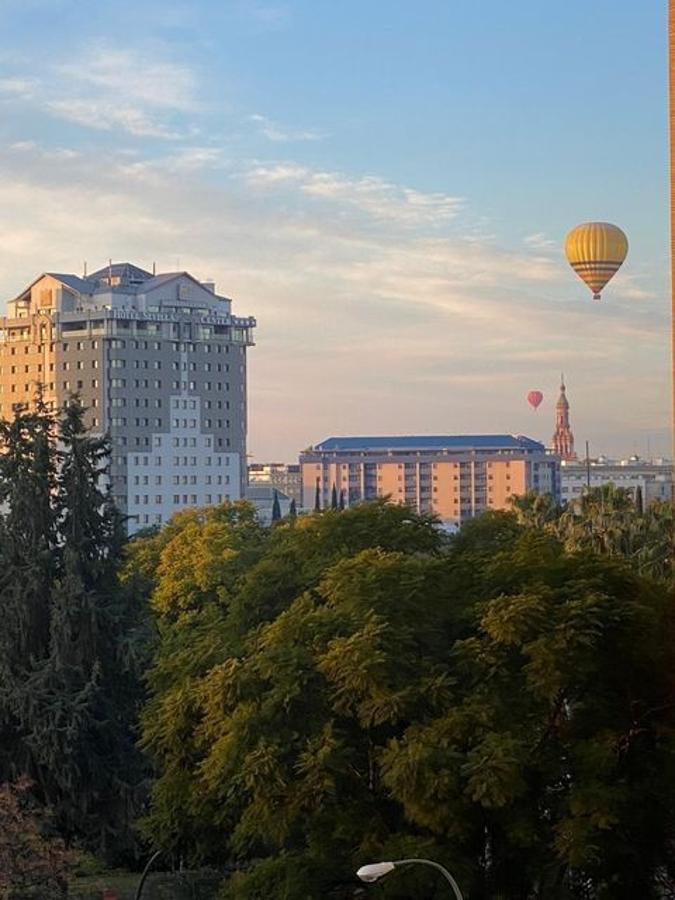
[
  {"xmin": 300, "ymin": 434, "xmax": 560, "ymax": 526},
  {"xmin": 0, "ymin": 263, "xmax": 255, "ymax": 531}
]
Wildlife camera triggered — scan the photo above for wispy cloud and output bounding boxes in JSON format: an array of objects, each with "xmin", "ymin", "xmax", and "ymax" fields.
[
  {"xmin": 56, "ymin": 47, "xmax": 198, "ymax": 112},
  {"xmin": 46, "ymin": 99, "xmax": 181, "ymax": 138},
  {"xmin": 0, "ymin": 44, "xmax": 199, "ymax": 139},
  {"xmin": 0, "ymin": 76, "xmax": 38, "ymax": 98},
  {"xmin": 249, "ymin": 113, "xmax": 323, "ymax": 143},
  {"xmin": 246, "ymin": 163, "xmax": 464, "ymax": 227},
  {"xmin": 524, "ymin": 232, "xmax": 556, "ymax": 250}
]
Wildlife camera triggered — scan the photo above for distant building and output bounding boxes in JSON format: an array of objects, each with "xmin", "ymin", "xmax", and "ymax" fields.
[
  {"xmin": 300, "ymin": 434, "xmax": 560, "ymax": 527},
  {"xmin": 561, "ymin": 456, "xmax": 672, "ymax": 506},
  {"xmin": 248, "ymin": 462, "xmax": 302, "ymax": 505},
  {"xmin": 1, "ymin": 263, "xmax": 256, "ymax": 532},
  {"xmin": 244, "ymin": 484, "xmax": 291, "ymax": 525},
  {"xmin": 551, "ymin": 376, "xmax": 576, "ymax": 460}
]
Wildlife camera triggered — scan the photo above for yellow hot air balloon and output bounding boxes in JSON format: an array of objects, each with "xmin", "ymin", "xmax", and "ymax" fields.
[{"xmin": 564, "ymin": 222, "xmax": 628, "ymax": 300}]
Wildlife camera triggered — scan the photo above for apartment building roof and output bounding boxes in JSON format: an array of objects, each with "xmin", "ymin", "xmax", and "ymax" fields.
[{"xmin": 310, "ymin": 435, "xmax": 545, "ymax": 452}]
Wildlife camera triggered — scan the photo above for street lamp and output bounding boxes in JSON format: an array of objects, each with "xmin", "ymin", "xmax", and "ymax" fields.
[
  {"xmin": 356, "ymin": 858, "xmax": 464, "ymax": 899},
  {"xmin": 134, "ymin": 849, "xmax": 163, "ymax": 900}
]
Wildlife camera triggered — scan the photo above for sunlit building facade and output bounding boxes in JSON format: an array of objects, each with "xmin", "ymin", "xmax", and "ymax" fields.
[
  {"xmin": 0, "ymin": 263, "xmax": 255, "ymax": 531},
  {"xmin": 300, "ymin": 434, "xmax": 559, "ymax": 526}
]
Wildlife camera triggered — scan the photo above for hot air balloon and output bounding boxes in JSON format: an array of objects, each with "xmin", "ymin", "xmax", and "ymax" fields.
[
  {"xmin": 527, "ymin": 390, "xmax": 543, "ymax": 411},
  {"xmin": 564, "ymin": 222, "xmax": 628, "ymax": 300}
]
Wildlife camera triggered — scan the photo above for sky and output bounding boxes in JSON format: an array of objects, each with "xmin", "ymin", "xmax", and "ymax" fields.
[{"xmin": 0, "ymin": 0, "xmax": 670, "ymax": 461}]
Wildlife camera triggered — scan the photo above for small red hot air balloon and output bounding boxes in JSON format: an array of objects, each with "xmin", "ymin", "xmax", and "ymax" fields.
[{"xmin": 527, "ymin": 390, "xmax": 543, "ymax": 411}]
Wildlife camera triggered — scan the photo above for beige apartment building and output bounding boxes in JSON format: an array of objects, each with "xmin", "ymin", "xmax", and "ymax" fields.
[
  {"xmin": 0, "ymin": 262, "xmax": 255, "ymax": 531},
  {"xmin": 300, "ymin": 434, "xmax": 560, "ymax": 526}
]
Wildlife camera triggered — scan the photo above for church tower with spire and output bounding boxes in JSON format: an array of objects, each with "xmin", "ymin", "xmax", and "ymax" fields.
[{"xmin": 551, "ymin": 375, "xmax": 576, "ymax": 460}]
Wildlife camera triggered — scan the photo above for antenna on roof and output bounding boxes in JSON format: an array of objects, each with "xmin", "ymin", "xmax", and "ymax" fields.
[
  {"xmin": 152, "ymin": 261, "xmax": 156, "ymax": 276},
  {"xmin": 108, "ymin": 258, "xmax": 112, "ymax": 283},
  {"xmin": 83, "ymin": 260, "xmax": 87, "ymax": 277}
]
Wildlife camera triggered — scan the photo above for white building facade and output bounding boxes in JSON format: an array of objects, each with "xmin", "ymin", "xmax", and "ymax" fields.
[{"xmin": 561, "ymin": 457, "xmax": 672, "ymax": 506}]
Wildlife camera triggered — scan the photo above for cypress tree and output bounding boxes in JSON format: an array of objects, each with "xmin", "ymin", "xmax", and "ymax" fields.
[
  {"xmin": 331, "ymin": 483, "xmax": 338, "ymax": 509},
  {"xmin": 314, "ymin": 477, "xmax": 321, "ymax": 513},
  {"xmin": 289, "ymin": 498, "xmax": 297, "ymax": 520},
  {"xmin": 271, "ymin": 489, "xmax": 282, "ymax": 523},
  {"xmin": 339, "ymin": 489, "xmax": 345, "ymax": 511},
  {"xmin": 635, "ymin": 485, "xmax": 644, "ymax": 515}
]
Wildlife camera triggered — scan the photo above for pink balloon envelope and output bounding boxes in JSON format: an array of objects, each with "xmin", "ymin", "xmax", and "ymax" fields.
[{"xmin": 527, "ymin": 390, "xmax": 543, "ymax": 410}]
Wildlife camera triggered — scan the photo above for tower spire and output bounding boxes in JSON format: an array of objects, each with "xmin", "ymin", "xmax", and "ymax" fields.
[{"xmin": 551, "ymin": 375, "xmax": 576, "ymax": 461}]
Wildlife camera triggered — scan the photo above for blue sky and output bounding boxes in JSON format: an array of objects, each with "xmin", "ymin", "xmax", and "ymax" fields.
[{"xmin": 0, "ymin": 0, "xmax": 670, "ymax": 459}]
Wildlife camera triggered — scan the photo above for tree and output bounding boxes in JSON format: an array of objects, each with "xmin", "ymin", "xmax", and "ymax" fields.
[
  {"xmin": 339, "ymin": 489, "xmax": 345, "ymax": 511},
  {"xmin": 288, "ymin": 498, "xmax": 297, "ymax": 520},
  {"xmin": 0, "ymin": 398, "xmax": 149, "ymax": 861},
  {"xmin": 137, "ymin": 502, "xmax": 675, "ymax": 899},
  {"xmin": 635, "ymin": 485, "xmax": 644, "ymax": 516},
  {"xmin": 382, "ymin": 525, "xmax": 675, "ymax": 899},
  {"xmin": 271, "ymin": 490, "xmax": 282, "ymax": 523},
  {"xmin": 314, "ymin": 478, "xmax": 321, "ymax": 513},
  {"xmin": 512, "ymin": 486, "xmax": 673, "ymax": 583},
  {"xmin": 331, "ymin": 483, "xmax": 338, "ymax": 510},
  {"xmin": 138, "ymin": 503, "xmax": 446, "ymax": 873}
]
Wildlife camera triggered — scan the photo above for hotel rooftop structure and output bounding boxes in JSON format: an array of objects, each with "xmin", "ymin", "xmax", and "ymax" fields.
[
  {"xmin": 0, "ymin": 262, "xmax": 255, "ymax": 531},
  {"xmin": 300, "ymin": 434, "xmax": 560, "ymax": 526}
]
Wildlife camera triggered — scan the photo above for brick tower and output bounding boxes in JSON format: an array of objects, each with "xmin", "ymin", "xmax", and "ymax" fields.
[{"xmin": 551, "ymin": 375, "xmax": 576, "ymax": 460}]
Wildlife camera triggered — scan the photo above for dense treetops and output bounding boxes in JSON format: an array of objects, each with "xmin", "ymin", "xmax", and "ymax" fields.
[{"xmin": 132, "ymin": 496, "xmax": 675, "ymax": 900}]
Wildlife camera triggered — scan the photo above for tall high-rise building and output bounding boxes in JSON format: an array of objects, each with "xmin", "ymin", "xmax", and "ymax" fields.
[
  {"xmin": 551, "ymin": 376, "xmax": 576, "ymax": 461},
  {"xmin": 300, "ymin": 434, "xmax": 560, "ymax": 527},
  {"xmin": 0, "ymin": 263, "xmax": 256, "ymax": 531}
]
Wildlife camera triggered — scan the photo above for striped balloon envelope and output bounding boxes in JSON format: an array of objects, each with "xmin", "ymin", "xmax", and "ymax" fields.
[{"xmin": 564, "ymin": 222, "xmax": 628, "ymax": 300}]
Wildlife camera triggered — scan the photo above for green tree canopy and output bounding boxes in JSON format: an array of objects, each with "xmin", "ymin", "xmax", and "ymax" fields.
[{"xmin": 136, "ymin": 502, "xmax": 675, "ymax": 899}]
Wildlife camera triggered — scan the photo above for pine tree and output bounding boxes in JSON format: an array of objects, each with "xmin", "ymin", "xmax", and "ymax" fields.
[
  {"xmin": 338, "ymin": 489, "xmax": 345, "ymax": 511},
  {"xmin": 271, "ymin": 489, "xmax": 281, "ymax": 523},
  {"xmin": 314, "ymin": 477, "xmax": 321, "ymax": 513},
  {"xmin": 330, "ymin": 483, "xmax": 338, "ymax": 509},
  {"xmin": 288, "ymin": 498, "xmax": 297, "ymax": 520}
]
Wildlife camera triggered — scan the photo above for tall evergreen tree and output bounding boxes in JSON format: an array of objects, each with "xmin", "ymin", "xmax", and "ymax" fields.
[
  {"xmin": 0, "ymin": 401, "xmax": 57, "ymax": 781},
  {"xmin": 330, "ymin": 483, "xmax": 338, "ymax": 509},
  {"xmin": 338, "ymin": 488, "xmax": 345, "ymax": 510},
  {"xmin": 0, "ymin": 398, "xmax": 148, "ymax": 861},
  {"xmin": 314, "ymin": 477, "xmax": 321, "ymax": 512},
  {"xmin": 635, "ymin": 484, "xmax": 644, "ymax": 515},
  {"xmin": 288, "ymin": 498, "xmax": 297, "ymax": 520},
  {"xmin": 271, "ymin": 489, "xmax": 282, "ymax": 523}
]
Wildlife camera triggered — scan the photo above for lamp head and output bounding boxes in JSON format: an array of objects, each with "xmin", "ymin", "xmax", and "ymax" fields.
[{"xmin": 356, "ymin": 862, "xmax": 396, "ymax": 883}]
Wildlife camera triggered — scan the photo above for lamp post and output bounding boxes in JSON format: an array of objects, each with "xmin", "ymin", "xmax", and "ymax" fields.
[
  {"xmin": 134, "ymin": 849, "xmax": 163, "ymax": 900},
  {"xmin": 356, "ymin": 858, "xmax": 464, "ymax": 899}
]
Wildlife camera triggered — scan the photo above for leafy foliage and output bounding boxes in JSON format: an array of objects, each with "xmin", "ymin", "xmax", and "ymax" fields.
[
  {"xmin": 512, "ymin": 486, "xmax": 673, "ymax": 582},
  {"xmin": 0, "ymin": 777, "xmax": 76, "ymax": 899},
  {"xmin": 136, "ymin": 499, "xmax": 675, "ymax": 899}
]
